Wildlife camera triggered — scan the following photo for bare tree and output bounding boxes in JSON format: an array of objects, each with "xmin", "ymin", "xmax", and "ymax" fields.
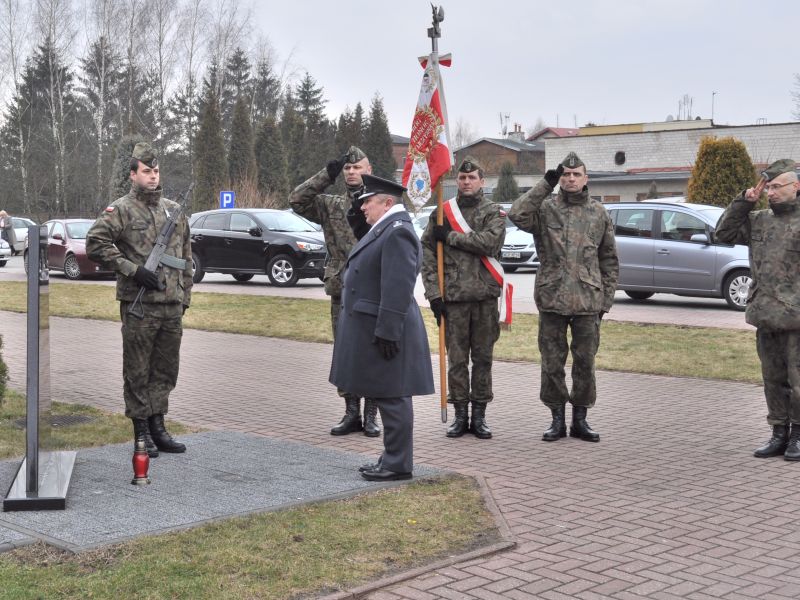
[
  {"xmin": 207, "ymin": 0, "xmax": 250, "ymax": 98},
  {"xmin": 143, "ymin": 0, "xmax": 180, "ymax": 147},
  {"xmin": 173, "ymin": 0, "xmax": 206, "ymax": 175},
  {"xmin": 81, "ymin": 0, "xmax": 122, "ymax": 208},
  {"xmin": 0, "ymin": 0, "xmax": 32, "ymax": 213},
  {"xmin": 451, "ymin": 116, "xmax": 478, "ymax": 150},
  {"xmin": 120, "ymin": 0, "xmax": 144, "ymax": 134},
  {"xmin": 36, "ymin": 0, "xmax": 76, "ymax": 213},
  {"xmin": 526, "ymin": 117, "xmax": 546, "ymax": 138}
]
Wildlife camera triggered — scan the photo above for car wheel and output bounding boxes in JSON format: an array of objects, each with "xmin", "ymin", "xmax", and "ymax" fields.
[
  {"xmin": 267, "ymin": 254, "xmax": 299, "ymax": 287},
  {"xmin": 23, "ymin": 250, "xmax": 29, "ymax": 274},
  {"xmin": 63, "ymin": 254, "xmax": 82, "ymax": 280},
  {"xmin": 504, "ymin": 266, "xmax": 518, "ymax": 273},
  {"xmin": 625, "ymin": 291, "xmax": 655, "ymax": 301},
  {"xmin": 723, "ymin": 269, "xmax": 751, "ymax": 311},
  {"xmin": 0, "ymin": 260, "xmax": 6, "ymax": 267},
  {"xmin": 232, "ymin": 273, "xmax": 254, "ymax": 282},
  {"xmin": 191, "ymin": 252, "xmax": 205, "ymax": 283}
]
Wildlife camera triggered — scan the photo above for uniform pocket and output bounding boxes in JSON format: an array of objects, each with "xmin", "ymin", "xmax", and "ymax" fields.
[{"xmin": 353, "ymin": 299, "xmax": 380, "ymax": 316}]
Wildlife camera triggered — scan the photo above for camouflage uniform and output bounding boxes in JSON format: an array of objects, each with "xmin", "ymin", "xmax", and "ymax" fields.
[
  {"xmin": 421, "ymin": 189, "xmax": 506, "ymax": 410},
  {"xmin": 86, "ymin": 185, "xmax": 192, "ymax": 420},
  {"xmin": 289, "ymin": 149, "xmax": 379, "ymax": 436},
  {"xmin": 509, "ymin": 154, "xmax": 618, "ymax": 442},
  {"xmin": 716, "ymin": 167, "xmax": 800, "ymax": 433}
]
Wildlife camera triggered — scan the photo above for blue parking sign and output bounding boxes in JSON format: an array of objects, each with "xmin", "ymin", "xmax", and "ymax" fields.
[{"xmin": 220, "ymin": 191, "xmax": 235, "ymax": 208}]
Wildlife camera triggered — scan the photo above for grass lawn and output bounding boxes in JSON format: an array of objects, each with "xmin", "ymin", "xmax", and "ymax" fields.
[{"xmin": 0, "ymin": 281, "xmax": 762, "ymax": 384}]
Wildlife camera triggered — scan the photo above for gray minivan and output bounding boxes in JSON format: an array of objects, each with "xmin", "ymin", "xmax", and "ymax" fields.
[{"xmin": 606, "ymin": 201, "xmax": 751, "ymax": 310}]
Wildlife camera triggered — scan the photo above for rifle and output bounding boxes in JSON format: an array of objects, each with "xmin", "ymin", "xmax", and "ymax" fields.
[{"xmin": 127, "ymin": 184, "xmax": 194, "ymax": 319}]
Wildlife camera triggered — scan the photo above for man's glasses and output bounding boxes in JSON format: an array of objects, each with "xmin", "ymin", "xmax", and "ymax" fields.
[{"xmin": 764, "ymin": 181, "xmax": 794, "ymax": 192}]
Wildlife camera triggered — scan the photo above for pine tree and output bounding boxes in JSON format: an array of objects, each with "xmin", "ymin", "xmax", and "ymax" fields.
[
  {"xmin": 280, "ymin": 91, "xmax": 307, "ymax": 188},
  {"xmin": 493, "ymin": 162, "xmax": 519, "ymax": 203},
  {"xmin": 221, "ymin": 47, "xmax": 252, "ymax": 141},
  {"xmin": 228, "ymin": 96, "xmax": 257, "ymax": 189},
  {"xmin": 687, "ymin": 137, "xmax": 757, "ymax": 207},
  {"xmin": 296, "ymin": 72, "xmax": 325, "ymax": 125},
  {"xmin": 335, "ymin": 102, "xmax": 365, "ymax": 153},
  {"xmin": 251, "ymin": 56, "xmax": 282, "ymax": 124},
  {"xmin": 109, "ymin": 133, "xmax": 147, "ymax": 200},
  {"xmin": 193, "ymin": 88, "xmax": 227, "ymax": 213},
  {"xmin": 362, "ymin": 94, "xmax": 395, "ymax": 179},
  {"xmin": 255, "ymin": 116, "xmax": 289, "ymax": 204}
]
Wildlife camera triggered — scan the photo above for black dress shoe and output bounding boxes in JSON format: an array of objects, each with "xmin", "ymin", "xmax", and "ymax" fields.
[{"xmin": 360, "ymin": 467, "xmax": 412, "ymax": 481}]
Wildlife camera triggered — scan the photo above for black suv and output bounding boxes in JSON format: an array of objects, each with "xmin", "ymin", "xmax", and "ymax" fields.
[{"xmin": 189, "ymin": 208, "xmax": 327, "ymax": 287}]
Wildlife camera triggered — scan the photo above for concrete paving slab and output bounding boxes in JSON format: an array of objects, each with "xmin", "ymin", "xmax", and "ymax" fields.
[{"xmin": 0, "ymin": 431, "xmax": 443, "ymax": 552}]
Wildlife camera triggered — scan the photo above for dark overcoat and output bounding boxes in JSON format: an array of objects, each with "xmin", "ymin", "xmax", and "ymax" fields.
[{"xmin": 329, "ymin": 211, "xmax": 434, "ymax": 398}]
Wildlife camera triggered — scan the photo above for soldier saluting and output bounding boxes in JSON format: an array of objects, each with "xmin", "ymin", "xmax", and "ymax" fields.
[
  {"xmin": 509, "ymin": 152, "xmax": 618, "ymax": 443},
  {"xmin": 716, "ymin": 159, "xmax": 800, "ymax": 460},
  {"xmin": 86, "ymin": 142, "xmax": 191, "ymax": 457},
  {"xmin": 289, "ymin": 146, "xmax": 381, "ymax": 438}
]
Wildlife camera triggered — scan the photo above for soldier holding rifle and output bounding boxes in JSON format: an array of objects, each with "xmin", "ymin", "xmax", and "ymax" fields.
[{"xmin": 87, "ymin": 142, "xmax": 192, "ymax": 457}]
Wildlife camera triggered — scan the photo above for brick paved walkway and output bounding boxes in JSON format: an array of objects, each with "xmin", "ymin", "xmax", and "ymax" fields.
[{"xmin": 1, "ymin": 310, "xmax": 798, "ymax": 599}]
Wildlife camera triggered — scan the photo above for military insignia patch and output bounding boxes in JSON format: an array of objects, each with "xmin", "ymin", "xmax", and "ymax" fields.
[{"xmin": 393, "ymin": 220, "xmax": 402, "ymax": 228}]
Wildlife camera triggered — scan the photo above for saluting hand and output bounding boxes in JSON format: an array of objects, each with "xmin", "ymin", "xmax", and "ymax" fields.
[
  {"xmin": 745, "ymin": 177, "xmax": 767, "ymax": 202},
  {"xmin": 544, "ymin": 163, "xmax": 564, "ymax": 188},
  {"xmin": 326, "ymin": 154, "xmax": 348, "ymax": 181}
]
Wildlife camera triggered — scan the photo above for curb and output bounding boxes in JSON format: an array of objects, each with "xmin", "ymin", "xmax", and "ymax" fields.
[{"xmin": 318, "ymin": 473, "xmax": 517, "ymax": 600}]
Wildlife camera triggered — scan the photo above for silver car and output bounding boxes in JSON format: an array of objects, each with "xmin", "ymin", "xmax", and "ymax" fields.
[{"xmin": 606, "ymin": 202, "xmax": 751, "ymax": 310}]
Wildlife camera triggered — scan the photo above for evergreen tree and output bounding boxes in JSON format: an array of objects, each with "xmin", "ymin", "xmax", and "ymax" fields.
[
  {"xmin": 251, "ymin": 56, "xmax": 282, "ymax": 124},
  {"xmin": 255, "ymin": 116, "xmax": 289, "ymax": 203},
  {"xmin": 280, "ymin": 90, "xmax": 306, "ymax": 187},
  {"xmin": 687, "ymin": 137, "xmax": 757, "ymax": 207},
  {"xmin": 117, "ymin": 60, "xmax": 157, "ymax": 138},
  {"xmin": 221, "ymin": 47, "xmax": 252, "ymax": 141},
  {"xmin": 193, "ymin": 88, "xmax": 227, "ymax": 213},
  {"xmin": 164, "ymin": 75, "xmax": 200, "ymax": 178},
  {"xmin": 362, "ymin": 94, "xmax": 395, "ymax": 179},
  {"xmin": 335, "ymin": 102, "xmax": 365, "ymax": 153},
  {"xmin": 228, "ymin": 96, "xmax": 257, "ymax": 188},
  {"xmin": 493, "ymin": 162, "xmax": 519, "ymax": 203},
  {"xmin": 296, "ymin": 72, "xmax": 325, "ymax": 125},
  {"xmin": 109, "ymin": 133, "xmax": 147, "ymax": 200}
]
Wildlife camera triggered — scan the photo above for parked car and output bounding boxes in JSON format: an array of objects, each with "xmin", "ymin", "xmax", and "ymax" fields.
[
  {"xmin": 497, "ymin": 203, "xmax": 538, "ymax": 272},
  {"xmin": 0, "ymin": 238, "xmax": 11, "ymax": 266},
  {"xmin": 189, "ymin": 208, "xmax": 327, "ymax": 287},
  {"xmin": 12, "ymin": 217, "xmax": 36, "ymax": 254},
  {"xmin": 605, "ymin": 201, "xmax": 751, "ymax": 310},
  {"xmin": 23, "ymin": 219, "xmax": 113, "ymax": 279}
]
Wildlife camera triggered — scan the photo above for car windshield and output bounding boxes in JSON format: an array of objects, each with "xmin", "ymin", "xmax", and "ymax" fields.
[
  {"xmin": 255, "ymin": 211, "xmax": 317, "ymax": 232},
  {"xmin": 698, "ymin": 207, "xmax": 725, "ymax": 225},
  {"xmin": 66, "ymin": 222, "xmax": 92, "ymax": 239}
]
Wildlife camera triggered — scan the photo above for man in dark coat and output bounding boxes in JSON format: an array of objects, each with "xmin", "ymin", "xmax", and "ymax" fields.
[{"xmin": 330, "ymin": 174, "xmax": 434, "ymax": 481}]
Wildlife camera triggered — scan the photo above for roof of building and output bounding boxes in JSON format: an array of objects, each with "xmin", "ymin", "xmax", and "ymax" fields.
[
  {"xmin": 456, "ymin": 137, "xmax": 544, "ymax": 153},
  {"xmin": 390, "ymin": 134, "xmax": 410, "ymax": 144},
  {"xmin": 527, "ymin": 127, "xmax": 580, "ymax": 141}
]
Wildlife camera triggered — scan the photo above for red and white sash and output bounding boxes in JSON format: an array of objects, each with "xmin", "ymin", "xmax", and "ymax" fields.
[{"xmin": 442, "ymin": 198, "xmax": 513, "ymax": 326}]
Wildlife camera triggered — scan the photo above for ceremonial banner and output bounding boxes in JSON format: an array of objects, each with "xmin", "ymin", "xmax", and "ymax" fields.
[{"xmin": 402, "ymin": 54, "xmax": 453, "ymax": 210}]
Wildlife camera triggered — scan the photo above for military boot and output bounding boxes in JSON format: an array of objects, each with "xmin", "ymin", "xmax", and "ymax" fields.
[
  {"xmin": 753, "ymin": 425, "xmax": 789, "ymax": 458},
  {"xmin": 542, "ymin": 405, "xmax": 566, "ymax": 442},
  {"xmin": 133, "ymin": 418, "xmax": 158, "ymax": 458},
  {"xmin": 470, "ymin": 402, "xmax": 492, "ymax": 439},
  {"xmin": 363, "ymin": 399, "xmax": 381, "ymax": 437},
  {"xmin": 446, "ymin": 402, "xmax": 469, "ymax": 438},
  {"xmin": 148, "ymin": 414, "xmax": 186, "ymax": 453},
  {"xmin": 570, "ymin": 406, "xmax": 600, "ymax": 442},
  {"xmin": 330, "ymin": 396, "xmax": 362, "ymax": 436},
  {"xmin": 783, "ymin": 425, "xmax": 800, "ymax": 461}
]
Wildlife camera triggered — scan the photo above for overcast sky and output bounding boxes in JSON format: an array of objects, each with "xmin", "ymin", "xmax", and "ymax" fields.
[{"xmin": 254, "ymin": 0, "xmax": 799, "ymax": 141}]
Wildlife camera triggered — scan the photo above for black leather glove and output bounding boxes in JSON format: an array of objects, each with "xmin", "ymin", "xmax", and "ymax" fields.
[
  {"xmin": 430, "ymin": 298, "xmax": 447, "ymax": 326},
  {"xmin": 432, "ymin": 224, "xmax": 450, "ymax": 244},
  {"xmin": 326, "ymin": 154, "xmax": 347, "ymax": 181},
  {"xmin": 134, "ymin": 266, "xmax": 160, "ymax": 290},
  {"xmin": 544, "ymin": 164, "xmax": 564, "ymax": 188},
  {"xmin": 351, "ymin": 192, "xmax": 365, "ymax": 213},
  {"xmin": 374, "ymin": 336, "xmax": 400, "ymax": 360},
  {"xmin": 183, "ymin": 305, "xmax": 189, "ymax": 315},
  {"xmin": 598, "ymin": 310, "xmax": 606, "ymax": 321}
]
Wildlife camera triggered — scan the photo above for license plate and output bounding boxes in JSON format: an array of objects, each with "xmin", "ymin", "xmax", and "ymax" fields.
[{"xmin": 503, "ymin": 252, "xmax": 521, "ymax": 259}]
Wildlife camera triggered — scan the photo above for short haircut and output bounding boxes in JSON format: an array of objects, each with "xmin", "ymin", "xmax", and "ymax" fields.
[{"xmin": 130, "ymin": 158, "xmax": 140, "ymax": 173}]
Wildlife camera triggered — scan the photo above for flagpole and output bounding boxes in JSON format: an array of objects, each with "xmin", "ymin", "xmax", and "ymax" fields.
[{"xmin": 427, "ymin": 5, "xmax": 449, "ymax": 424}]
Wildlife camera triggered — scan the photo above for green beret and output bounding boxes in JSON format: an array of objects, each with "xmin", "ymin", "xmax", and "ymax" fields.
[
  {"xmin": 561, "ymin": 152, "xmax": 585, "ymax": 169},
  {"xmin": 345, "ymin": 146, "xmax": 367, "ymax": 164},
  {"xmin": 132, "ymin": 142, "xmax": 158, "ymax": 168},
  {"xmin": 458, "ymin": 156, "xmax": 482, "ymax": 173},
  {"xmin": 762, "ymin": 159, "xmax": 797, "ymax": 181}
]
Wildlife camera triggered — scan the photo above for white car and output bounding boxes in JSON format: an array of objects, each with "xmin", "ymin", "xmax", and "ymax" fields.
[
  {"xmin": 11, "ymin": 217, "xmax": 36, "ymax": 254},
  {"xmin": 0, "ymin": 238, "xmax": 11, "ymax": 266}
]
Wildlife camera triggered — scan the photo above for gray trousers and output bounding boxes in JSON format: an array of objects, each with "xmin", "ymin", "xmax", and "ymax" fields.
[
  {"xmin": 375, "ymin": 396, "xmax": 413, "ymax": 473},
  {"xmin": 757, "ymin": 329, "xmax": 800, "ymax": 426},
  {"xmin": 538, "ymin": 311, "xmax": 601, "ymax": 409}
]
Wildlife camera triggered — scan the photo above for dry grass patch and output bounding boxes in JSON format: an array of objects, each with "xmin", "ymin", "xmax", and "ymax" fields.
[{"xmin": 0, "ymin": 475, "xmax": 498, "ymax": 600}]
